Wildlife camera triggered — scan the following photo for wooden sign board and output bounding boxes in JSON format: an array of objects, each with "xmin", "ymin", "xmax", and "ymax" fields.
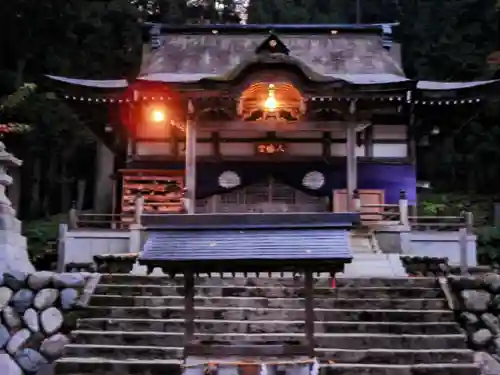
[
  {"xmin": 333, "ymin": 189, "xmax": 385, "ymax": 221},
  {"xmin": 255, "ymin": 143, "xmax": 286, "ymax": 155}
]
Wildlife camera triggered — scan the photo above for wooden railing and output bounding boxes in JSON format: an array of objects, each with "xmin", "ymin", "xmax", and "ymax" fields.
[
  {"xmin": 68, "ymin": 194, "xmax": 147, "ymax": 230},
  {"xmin": 69, "ymin": 189, "xmax": 474, "ymax": 234},
  {"xmin": 353, "ymin": 189, "xmax": 474, "ymax": 232}
]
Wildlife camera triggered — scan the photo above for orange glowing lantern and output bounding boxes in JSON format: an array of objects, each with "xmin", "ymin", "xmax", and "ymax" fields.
[
  {"xmin": 145, "ymin": 104, "xmax": 168, "ymax": 124},
  {"xmin": 263, "ymin": 84, "xmax": 278, "ymax": 111}
]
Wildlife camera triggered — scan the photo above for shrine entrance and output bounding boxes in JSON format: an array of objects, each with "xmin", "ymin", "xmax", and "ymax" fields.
[{"xmin": 196, "ymin": 177, "xmax": 329, "ymax": 214}]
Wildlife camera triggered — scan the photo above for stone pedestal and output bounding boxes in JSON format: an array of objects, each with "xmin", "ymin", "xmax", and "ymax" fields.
[{"xmin": 0, "ymin": 142, "xmax": 34, "ymax": 274}]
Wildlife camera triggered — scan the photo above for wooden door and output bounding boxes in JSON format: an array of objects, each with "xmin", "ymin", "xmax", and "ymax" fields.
[{"xmin": 333, "ymin": 189, "xmax": 385, "ymax": 221}]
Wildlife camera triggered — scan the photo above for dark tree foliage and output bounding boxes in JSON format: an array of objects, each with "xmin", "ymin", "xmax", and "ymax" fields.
[{"xmin": 0, "ymin": 0, "xmax": 499, "ymax": 223}]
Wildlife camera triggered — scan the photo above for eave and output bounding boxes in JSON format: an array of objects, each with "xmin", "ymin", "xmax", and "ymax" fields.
[{"xmin": 142, "ymin": 22, "xmax": 398, "ymax": 36}]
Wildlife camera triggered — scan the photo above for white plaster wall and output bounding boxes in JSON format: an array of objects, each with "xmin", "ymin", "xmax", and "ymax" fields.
[
  {"xmin": 62, "ymin": 230, "xmax": 130, "ymax": 265},
  {"xmin": 373, "ymin": 143, "xmax": 407, "ymax": 158},
  {"xmin": 330, "ymin": 144, "xmax": 365, "ymax": 157},
  {"xmin": 401, "ymin": 231, "xmax": 477, "ymax": 266},
  {"xmin": 286, "ymin": 143, "xmax": 322, "ymax": 156},
  {"xmin": 136, "ymin": 142, "xmax": 172, "ymax": 155},
  {"xmin": 373, "ymin": 125, "xmax": 407, "ymax": 140},
  {"xmin": 179, "ymin": 142, "xmax": 213, "ymax": 156},
  {"xmin": 220, "ymin": 142, "xmax": 255, "ymax": 156}
]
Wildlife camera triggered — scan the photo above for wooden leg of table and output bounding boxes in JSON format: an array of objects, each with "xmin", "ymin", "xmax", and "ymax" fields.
[
  {"xmin": 304, "ymin": 269, "xmax": 315, "ymax": 357},
  {"xmin": 184, "ymin": 271, "xmax": 195, "ymax": 357}
]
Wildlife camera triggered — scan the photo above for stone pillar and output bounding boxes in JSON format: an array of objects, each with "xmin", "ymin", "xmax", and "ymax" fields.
[
  {"xmin": 93, "ymin": 141, "xmax": 114, "ymax": 213},
  {"xmin": 6, "ymin": 167, "xmax": 21, "ymax": 213},
  {"xmin": 0, "ymin": 142, "xmax": 35, "ymax": 274}
]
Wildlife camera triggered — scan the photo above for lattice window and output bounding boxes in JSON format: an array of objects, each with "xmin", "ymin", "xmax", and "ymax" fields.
[{"xmin": 197, "ymin": 177, "xmax": 328, "ymax": 213}]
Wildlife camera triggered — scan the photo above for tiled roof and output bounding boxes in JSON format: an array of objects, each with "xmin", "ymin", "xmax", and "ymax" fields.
[{"xmin": 140, "ymin": 228, "xmax": 351, "ymax": 262}]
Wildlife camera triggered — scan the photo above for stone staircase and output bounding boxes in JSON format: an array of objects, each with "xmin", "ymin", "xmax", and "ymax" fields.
[
  {"xmin": 342, "ymin": 230, "xmax": 407, "ymax": 278},
  {"xmin": 56, "ymin": 275, "xmax": 478, "ymax": 375},
  {"xmin": 350, "ymin": 229, "xmax": 381, "ymax": 254}
]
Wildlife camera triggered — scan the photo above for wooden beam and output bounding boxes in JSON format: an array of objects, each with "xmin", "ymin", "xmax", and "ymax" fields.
[
  {"xmin": 322, "ymin": 132, "xmax": 331, "ymax": 158},
  {"xmin": 212, "ymin": 131, "xmax": 221, "ymax": 160},
  {"xmin": 128, "ymin": 155, "xmax": 414, "ymax": 164},
  {"xmin": 185, "ymin": 103, "xmax": 197, "ymax": 214},
  {"xmin": 133, "ymin": 136, "xmax": 408, "ymax": 144},
  {"xmin": 197, "ymin": 120, "xmax": 359, "ymax": 131},
  {"xmin": 183, "ymin": 271, "xmax": 195, "ymax": 356}
]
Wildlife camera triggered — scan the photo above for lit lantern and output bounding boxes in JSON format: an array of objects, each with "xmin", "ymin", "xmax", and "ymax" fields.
[
  {"xmin": 138, "ymin": 103, "xmax": 170, "ymax": 139},
  {"xmin": 145, "ymin": 104, "xmax": 168, "ymax": 124},
  {"xmin": 151, "ymin": 109, "xmax": 166, "ymax": 123},
  {"xmin": 264, "ymin": 84, "xmax": 277, "ymax": 111}
]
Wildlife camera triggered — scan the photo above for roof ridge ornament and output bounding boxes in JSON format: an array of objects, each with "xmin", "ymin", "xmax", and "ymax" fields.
[
  {"xmin": 150, "ymin": 23, "xmax": 162, "ymax": 51},
  {"xmin": 255, "ymin": 34, "xmax": 290, "ymax": 55},
  {"xmin": 381, "ymin": 23, "xmax": 393, "ymax": 50}
]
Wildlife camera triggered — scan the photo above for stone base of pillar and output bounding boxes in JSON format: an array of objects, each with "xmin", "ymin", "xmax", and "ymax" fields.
[
  {"xmin": 337, "ymin": 253, "xmax": 408, "ymax": 278},
  {"xmin": 0, "ymin": 230, "xmax": 35, "ymax": 274}
]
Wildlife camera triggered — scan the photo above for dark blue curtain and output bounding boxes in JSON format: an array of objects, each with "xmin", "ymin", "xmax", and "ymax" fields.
[
  {"xmin": 196, "ymin": 161, "xmax": 343, "ymax": 199},
  {"xmin": 165, "ymin": 161, "xmax": 417, "ymax": 204}
]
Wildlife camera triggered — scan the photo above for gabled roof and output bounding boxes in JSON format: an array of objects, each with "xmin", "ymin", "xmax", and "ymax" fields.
[
  {"xmin": 138, "ymin": 212, "xmax": 355, "ymax": 273},
  {"xmin": 44, "ymin": 22, "xmax": 500, "ymax": 99},
  {"xmin": 140, "ymin": 26, "xmax": 404, "ymax": 80}
]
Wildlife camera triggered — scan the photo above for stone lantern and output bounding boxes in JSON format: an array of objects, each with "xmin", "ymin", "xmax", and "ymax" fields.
[{"xmin": 0, "ymin": 142, "xmax": 34, "ymax": 273}]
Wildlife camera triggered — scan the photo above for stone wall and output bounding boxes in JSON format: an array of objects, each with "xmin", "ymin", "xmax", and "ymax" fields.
[
  {"xmin": 0, "ymin": 271, "xmax": 99, "ymax": 375},
  {"xmin": 448, "ymin": 274, "xmax": 500, "ymax": 374}
]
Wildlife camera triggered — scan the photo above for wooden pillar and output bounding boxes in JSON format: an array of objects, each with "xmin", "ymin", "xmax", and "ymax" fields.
[
  {"xmin": 364, "ymin": 125, "xmax": 374, "ymax": 158},
  {"xmin": 346, "ymin": 123, "xmax": 357, "ymax": 211},
  {"xmin": 185, "ymin": 100, "xmax": 196, "ymax": 214},
  {"xmin": 304, "ymin": 269, "xmax": 315, "ymax": 357}
]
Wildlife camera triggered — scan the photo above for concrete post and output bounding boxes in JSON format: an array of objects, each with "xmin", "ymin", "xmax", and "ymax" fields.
[
  {"xmin": 399, "ymin": 190, "xmax": 409, "ymax": 227},
  {"xmin": 460, "ymin": 211, "xmax": 474, "ymax": 275},
  {"xmin": 68, "ymin": 201, "xmax": 78, "ymax": 230},
  {"xmin": 134, "ymin": 193, "xmax": 144, "ymax": 225},
  {"xmin": 353, "ymin": 189, "xmax": 361, "ymax": 212}
]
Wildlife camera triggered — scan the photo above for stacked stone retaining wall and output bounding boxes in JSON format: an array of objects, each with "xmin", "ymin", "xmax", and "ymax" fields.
[
  {"xmin": 448, "ymin": 274, "xmax": 500, "ymax": 374},
  {"xmin": 0, "ymin": 271, "xmax": 99, "ymax": 375}
]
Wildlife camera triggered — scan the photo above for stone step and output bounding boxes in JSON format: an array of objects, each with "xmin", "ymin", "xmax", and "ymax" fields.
[
  {"xmin": 94, "ymin": 284, "xmax": 443, "ymax": 299},
  {"xmin": 63, "ymin": 344, "xmax": 474, "ymax": 364},
  {"xmin": 89, "ymin": 295, "xmax": 448, "ymax": 310},
  {"xmin": 320, "ymin": 348, "xmax": 474, "ymax": 364},
  {"xmin": 82, "ymin": 306, "xmax": 455, "ymax": 322},
  {"xmin": 77, "ymin": 318, "xmax": 463, "ymax": 335},
  {"xmin": 70, "ymin": 331, "xmax": 468, "ymax": 349},
  {"xmin": 55, "ymin": 357, "xmax": 181, "ymax": 375},
  {"xmin": 320, "ymin": 363, "xmax": 479, "ymax": 375},
  {"xmin": 64, "ymin": 344, "xmax": 183, "ymax": 359},
  {"xmin": 98, "ymin": 275, "xmax": 438, "ymax": 288},
  {"xmin": 54, "ymin": 359, "xmax": 479, "ymax": 375}
]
